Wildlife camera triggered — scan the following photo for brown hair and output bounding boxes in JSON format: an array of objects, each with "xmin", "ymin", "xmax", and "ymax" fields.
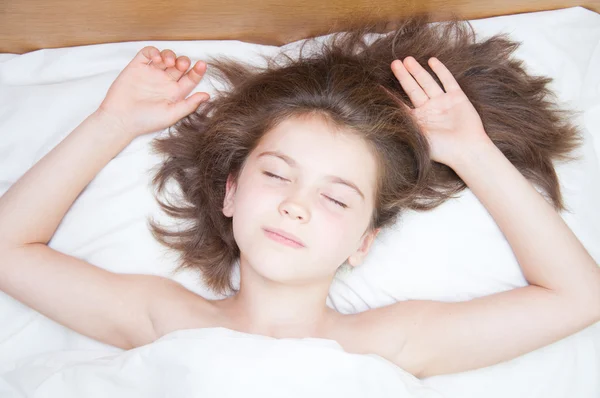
[{"xmin": 148, "ymin": 16, "xmax": 581, "ymax": 294}]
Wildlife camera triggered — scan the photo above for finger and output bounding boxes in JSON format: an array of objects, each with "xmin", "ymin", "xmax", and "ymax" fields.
[
  {"xmin": 403, "ymin": 57, "xmax": 445, "ymax": 98},
  {"xmin": 379, "ymin": 83, "xmax": 414, "ymax": 113},
  {"xmin": 177, "ymin": 60, "xmax": 207, "ymax": 95},
  {"xmin": 146, "ymin": 49, "xmax": 173, "ymax": 71},
  {"xmin": 391, "ymin": 59, "xmax": 429, "ymax": 107},
  {"xmin": 145, "ymin": 48, "xmax": 170, "ymax": 70},
  {"xmin": 160, "ymin": 49, "xmax": 177, "ymax": 69},
  {"xmin": 170, "ymin": 92, "xmax": 210, "ymax": 121},
  {"xmin": 147, "ymin": 53, "xmax": 168, "ymax": 70},
  {"xmin": 137, "ymin": 46, "xmax": 161, "ymax": 65},
  {"xmin": 165, "ymin": 56, "xmax": 190, "ymax": 82},
  {"xmin": 400, "ymin": 101, "xmax": 414, "ymax": 114},
  {"xmin": 428, "ymin": 57, "xmax": 461, "ymax": 92}
]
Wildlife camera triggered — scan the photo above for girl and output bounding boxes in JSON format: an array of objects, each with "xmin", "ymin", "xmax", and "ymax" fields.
[{"xmin": 0, "ymin": 18, "xmax": 598, "ymax": 379}]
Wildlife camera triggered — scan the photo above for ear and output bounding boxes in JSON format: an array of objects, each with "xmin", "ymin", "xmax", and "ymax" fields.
[
  {"xmin": 222, "ymin": 174, "xmax": 237, "ymax": 218},
  {"xmin": 347, "ymin": 228, "xmax": 380, "ymax": 267}
]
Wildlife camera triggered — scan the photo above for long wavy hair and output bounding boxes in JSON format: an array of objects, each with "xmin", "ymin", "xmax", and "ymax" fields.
[{"xmin": 148, "ymin": 16, "xmax": 581, "ymax": 294}]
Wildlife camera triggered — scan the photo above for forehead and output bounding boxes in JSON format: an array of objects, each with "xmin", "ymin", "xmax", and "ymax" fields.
[{"xmin": 251, "ymin": 114, "xmax": 378, "ymax": 196}]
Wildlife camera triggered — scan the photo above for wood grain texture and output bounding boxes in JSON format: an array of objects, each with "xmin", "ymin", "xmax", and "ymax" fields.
[{"xmin": 1, "ymin": 0, "xmax": 599, "ymax": 54}]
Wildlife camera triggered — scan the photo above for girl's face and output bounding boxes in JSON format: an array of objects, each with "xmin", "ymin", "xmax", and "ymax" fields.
[{"xmin": 223, "ymin": 114, "xmax": 380, "ymax": 285}]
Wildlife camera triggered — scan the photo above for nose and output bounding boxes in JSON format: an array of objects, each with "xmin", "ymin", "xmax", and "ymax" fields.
[{"xmin": 279, "ymin": 195, "xmax": 311, "ymax": 222}]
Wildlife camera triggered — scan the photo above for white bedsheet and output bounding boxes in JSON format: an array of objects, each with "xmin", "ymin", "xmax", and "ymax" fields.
[
  {"xmin": 0, "ymin": 6, "xmax": 599, "ymax": 398},
  {"xmin": 0, "ymin": 328, "xmax": 444, "ymax": 398}
]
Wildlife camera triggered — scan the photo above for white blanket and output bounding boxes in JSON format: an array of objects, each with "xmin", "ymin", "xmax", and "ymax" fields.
[{"xmin": 0, "ymin": 328, "xmax": 444, "ymax": 398}]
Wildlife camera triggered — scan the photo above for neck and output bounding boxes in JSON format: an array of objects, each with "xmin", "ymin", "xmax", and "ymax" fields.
[{"xmin": 224, "ymin": 256, "xmax": 336, "ymax": 339}]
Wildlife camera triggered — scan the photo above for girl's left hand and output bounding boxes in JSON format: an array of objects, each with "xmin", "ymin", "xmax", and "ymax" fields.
[
  {"xmin": 98, "ymin": 46, "xmax": 211, "ymax": 140},
  {"xmin": 391, "ymin": 56, "xmax": 491, "ymax": 168}
]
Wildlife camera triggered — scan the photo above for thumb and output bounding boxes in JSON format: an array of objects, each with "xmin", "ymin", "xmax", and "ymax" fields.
[{"xmin": 170, "ymin": 92, "xmax": 210, "ymax": 121}]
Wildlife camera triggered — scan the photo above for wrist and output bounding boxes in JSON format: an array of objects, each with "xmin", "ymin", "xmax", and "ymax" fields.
[
  {"xmin": 445, "ymin": 136, "xmax": 498, "ymax": 173},
  {"xmin": 91, "ymin": 107, "xmax": 135, "ymax": 142}
]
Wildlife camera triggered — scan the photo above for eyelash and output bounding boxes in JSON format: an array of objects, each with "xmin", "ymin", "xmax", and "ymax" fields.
[
  {"xmin": 326, "ymin": 197, "xmax": 348, "ymax": 209},
  {"xmin": 263, "ymin": 171, "xmax": 286, "ymax": 181},
  {"xmin": 262, "ymin": 171, "xmax": 348, "ymax": 209}
]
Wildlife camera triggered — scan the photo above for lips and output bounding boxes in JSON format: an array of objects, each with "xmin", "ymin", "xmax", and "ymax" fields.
[{"xmin": 263, "ymin": 227, "xmax": 306, "ymax": 248}]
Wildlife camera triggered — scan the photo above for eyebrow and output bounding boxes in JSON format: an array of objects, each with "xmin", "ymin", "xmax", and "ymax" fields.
[{"xmin": 257, "ymin": 150, "xmax": 365, "ymax": 200}]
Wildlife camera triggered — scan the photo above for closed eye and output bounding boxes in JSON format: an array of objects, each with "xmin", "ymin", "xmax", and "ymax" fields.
[
  {"xmin": 323, "ymin": 195, "xmax": 348, "ymax": 209},
  {"xmin": 263, "ymin": 171, "xmax": 288, "ymax": 181},
  {"xmin": 263, "ymin": 171, "xmax": 347, "ymax": 208}
]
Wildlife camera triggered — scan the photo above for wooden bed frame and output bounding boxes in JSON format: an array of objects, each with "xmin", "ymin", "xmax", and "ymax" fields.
[{"xmin": 2, "ymin": 0, "xmax": 600, "ymax": 54}]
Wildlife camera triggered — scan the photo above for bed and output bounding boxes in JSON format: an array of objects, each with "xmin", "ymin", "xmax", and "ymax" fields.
[{"xmin": 1, "ymin": 1, "xmax": 599, "ymax": 397}]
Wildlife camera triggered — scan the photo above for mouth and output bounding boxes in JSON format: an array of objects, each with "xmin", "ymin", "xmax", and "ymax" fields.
[{"xmin": 262, "ymin": 228, "xmax": 306, "ymax": 248}]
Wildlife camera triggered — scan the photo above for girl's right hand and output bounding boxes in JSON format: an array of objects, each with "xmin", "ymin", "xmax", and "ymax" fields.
[{"xmin": 98, "ymin": 46, "xmax": 211, "ymax": 140}]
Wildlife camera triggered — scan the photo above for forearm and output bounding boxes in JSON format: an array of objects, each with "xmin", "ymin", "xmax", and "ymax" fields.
[
  {"xmin": 451, "ymin": 138, "xmax": 600, "ymax": 301},
  {"xmin": 0, "ymin": 109, "xmax": 133, "ymax": 247}
]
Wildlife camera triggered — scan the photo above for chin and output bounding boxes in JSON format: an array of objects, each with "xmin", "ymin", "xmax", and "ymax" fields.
[{"xmin": 248, "ymin": 246, "xmax": 299, "ymax": 276}]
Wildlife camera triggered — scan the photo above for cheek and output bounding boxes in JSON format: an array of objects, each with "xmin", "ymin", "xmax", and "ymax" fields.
[
  {"xmin": 311, "ymin": 208, "xmax": 361, "ymax": 254},
  {"xmin": 232, "ymin": 179, "xmax": 279, "ymax": 224},
  {"xmin": 320, "ymin": 205, "xmax": 372, "ymax": 248}
]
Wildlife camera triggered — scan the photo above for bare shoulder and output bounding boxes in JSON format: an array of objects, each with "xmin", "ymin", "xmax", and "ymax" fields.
[
  {"xmin": 328, "ymin": 301, "xmax": 434, "ymax": 377},
  {"xmin": 144, "ymin": 275, "xmax": 224, "ymax": 341},
  {"xmin": 329, "ymin": 284, "xmax": 600, "ymax": 378}
]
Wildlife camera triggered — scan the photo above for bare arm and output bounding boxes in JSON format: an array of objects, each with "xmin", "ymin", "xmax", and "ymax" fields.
[
  {"xmin": 358, "ymin": 56, "xmax": 600, "ymax": 378},
  {"xmin": 0, "ymin": 47, "xmax": 210, "ymax": 348},
  {"xmin": 0, "ymin": 110, "xmax": 132, "ymax": 247}
]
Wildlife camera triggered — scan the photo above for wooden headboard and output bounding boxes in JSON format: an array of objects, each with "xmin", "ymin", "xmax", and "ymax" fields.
[{"xmin": 2, "ymin": 0, "xmax": 599, "ymax": 54}]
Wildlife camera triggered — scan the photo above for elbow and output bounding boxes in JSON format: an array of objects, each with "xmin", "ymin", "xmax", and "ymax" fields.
[
  {"xmin": 573, "ymin": 267, "xmax": 600, "ymax": 327},
  {"xmin": 592, "ymin": 285, "xmax": 600, "ymax": 325},
  {"xmin": 590, "ymin": 266, "xmax": 600, "ymax": 323},
  {"xmin": 589, "ymin": 300, "xmax": 600, "ymax": 330}
]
